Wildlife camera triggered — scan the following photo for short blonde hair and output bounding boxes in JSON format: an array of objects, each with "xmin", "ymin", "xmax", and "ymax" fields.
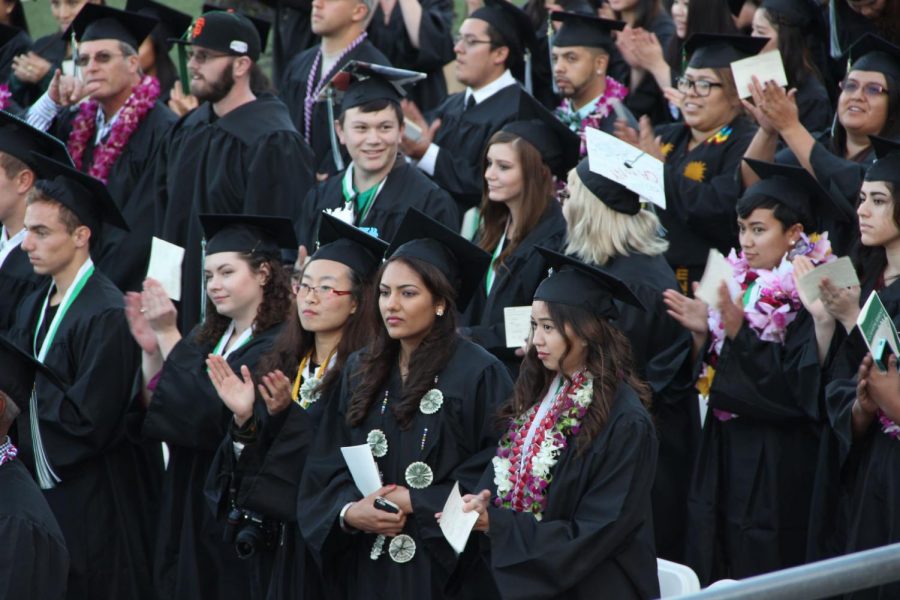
[{"xmin": 562, "ymin": 169, "xmax": 669, "ymax": 266}]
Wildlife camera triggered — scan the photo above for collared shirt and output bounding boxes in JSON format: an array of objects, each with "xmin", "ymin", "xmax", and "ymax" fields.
[
  {"xmin": 416, "ymin": 69, "xmax": 518, "ymax": 176},
  {"xmin": 94, "ymin": 105, "xmax": 123, "ymax": 143},
  {"xmin": 0, "ymin": 226, "xmax": 26, "ymax": 270},
  {"xmin": 557, "ymin": 96, "xmax": 601, "ymax": 132},
  {"xmin": 0, "ymin": 436, "xmax": 18, "ymax": 467},
  {"xmin": 27, "ymin": 91, "xmax": 124, "ymax": 143}
]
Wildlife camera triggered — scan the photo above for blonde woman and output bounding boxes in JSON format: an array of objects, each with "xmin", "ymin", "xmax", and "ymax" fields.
[{"xmin": 562, "ymin": 158, "xmax": 697, "ymax": 563}]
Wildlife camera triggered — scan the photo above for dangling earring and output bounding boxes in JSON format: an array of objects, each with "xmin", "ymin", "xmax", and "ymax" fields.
[{"xmin": 436, "ymin": 308, "xmax": 444, "ymax": 317}]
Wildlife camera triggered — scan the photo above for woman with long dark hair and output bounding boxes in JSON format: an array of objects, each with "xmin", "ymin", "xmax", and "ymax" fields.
[
  {"xmin": 124, "ymin": 215, "xmax": 293, "ymax": 600},
  {"xmin": 126, "ymin": 0, "xmax": 191, "ymax": 105},
  {"xmin": 297, "ymin": 208, "xmax": 514, "ymax": 599},
  {"xmin": 204, "ymin": 214, "xmax": 385, "ymax": 600},
  {"xmin": 458, "ymin": 247, "xmax": 659, "ymax": 599}
]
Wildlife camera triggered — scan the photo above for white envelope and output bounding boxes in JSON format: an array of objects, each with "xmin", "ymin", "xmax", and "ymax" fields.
[
  {"xmin": 146, "ymin": 237, "xmax": 184, "ymax": 301},
  {"xmin": 730, "ymin": 50, "xmax": 789, "ymax": 99},
  {"xmin": 439, "ymin": 482, "xmax": 479, "ymax": 555},
  {"xmin": 504, "ymin": 306, "xmax": 532, "ymax": 348},
  {"xmin": 341, "ymin": 444, "xmax": 382, "ymax": 497},
  {"xmin": 798, "ymin": 256, "xmax": 859, "ymax": 303},
  {"xmin": 695, "ymin": 249, "xmax": 740, "ymax": 306}
]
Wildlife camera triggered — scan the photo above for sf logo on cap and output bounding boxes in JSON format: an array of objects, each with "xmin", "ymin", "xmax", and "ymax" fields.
[{"xmin": 191, "ymin": 16, "xmax": 205, "ymax": 39}]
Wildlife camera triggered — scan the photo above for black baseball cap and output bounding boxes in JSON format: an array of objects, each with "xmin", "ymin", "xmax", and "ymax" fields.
[
  {"xmin": 173, "ymin": 9, "xmax": 262, "ymax": 61},
  {"xmin": 201, "ymin": 4, "xmax": 271, "ymax": 53}
]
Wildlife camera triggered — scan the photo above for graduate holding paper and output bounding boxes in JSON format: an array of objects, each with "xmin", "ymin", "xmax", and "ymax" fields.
[{"xmin": 459, "ymin": 248, "xmax": 659, "ymax": 600}]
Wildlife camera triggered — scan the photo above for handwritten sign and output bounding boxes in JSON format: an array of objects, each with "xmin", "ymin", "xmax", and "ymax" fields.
[
  {"xmin": 585, "ymin": 127, "xmax": 666, "ymax": 209},
  {"xmin": 731, "ymin": 50, "xmax": 789, "ymax": 99}
]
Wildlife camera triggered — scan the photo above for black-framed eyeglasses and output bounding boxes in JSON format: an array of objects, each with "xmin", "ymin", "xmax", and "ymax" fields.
[
  {"xmin": 676, "ymin": 76, "xmax": 724, "ymax": 97},
  {"xmin": 839, "ymin": 78, "xmax": 889, "ymax": 97},
  {"xmin": 453, "ymin": 34, "xmax": 494, "ymax": 50},
  {"xmin": 186, "ymin": 48, "xmax": 232, "ymax": 64},
  {"xmin": 73, "ymin": 51, "xmax": 126, "ymax": 67}
]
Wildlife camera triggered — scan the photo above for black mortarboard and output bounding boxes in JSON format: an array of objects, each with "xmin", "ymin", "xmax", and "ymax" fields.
[
  {"xmin": 865, "ymin": 136, "xmax": 900, "ymax": 184},
  {"xmin": 846, "ymin": 33, "xmax": 900, "ymax": 82},
  {"xmin": 550, "ymin": 12, "xmax": 625, "ymax": 52},
  {"xmin": 0, "ymin": 336, "xmax": 67, "ymax": 407},
  {"xmin": 760, "ymin": 0, "xmax": 817, "ymax": 27},
  {"xmin": 200, "ymin": 214, "xmax": 297, "ymax": 259},
  {"xmin": 312, "ymin": 212, "xmax": 388, "ymax": 278},
  {"xmin": 0, "ymin": 111, "xmax": 72, "ymax": 168},
  {"xmin": 534, "ymin": 247, "xmax": 644, "ymax": 318},
  {"xmin": 201, "ymin": 4, "xmax": 271, "ymax": 53},
  {"xmin": 64, "ymin": 4, "xmax": 158, "ymax": 50},
  {"xmin": 386, "ymin": 208, "xmax": 490, "ymax": 311},
  {"xmin": 685, "ymin": 33, "xmax": 769, "ymax": 69},
  {"xmin": 574, "ymin": 156, "xmax": 640, "ymax": 215},
  {"xmin": 126, "ymin": 0, "xmax": 193, "ymax": 46},
  {"xmin": 727, "ymin": 0, "xmax": 745, "ymax": 16},
  {"xmin": 325, "ymin": 61, "xmax": 426, "ymax": 111},
  {"xmin": 470, "ymin": 0, "xmax": 537, "ymax": 67},
  {"xmin": 501, "ymin": 93, "xmax": 580, "ymax": 178},
  {"xmin": 29, "ymin": 152, "xmax": 128, "ymax": 235},
  {"xmin": 743, "ymin": 158, "xmax": 852, "ymax": 222},
  {"xmin": 173, "ymin": 9, "xmax": 263, "ymax": 61}
]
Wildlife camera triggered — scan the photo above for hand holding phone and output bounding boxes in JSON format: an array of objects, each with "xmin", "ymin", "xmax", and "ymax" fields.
[{"xmin": 374, "ymin": 496, "xmax": 401, "ymax": 514}]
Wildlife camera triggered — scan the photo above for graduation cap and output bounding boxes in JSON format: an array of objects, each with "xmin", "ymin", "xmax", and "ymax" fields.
[
  {"xmin": 760, "ymin": 0, "xmax": 818, "ymax": 27},
  {"xmin": 126, "ymin": 0, "xmax": 193, "ymax": 47},
  {"xmin": 573, "ymin": 156, "xmax": 640, "ymax": 215},
  {"xmin": 199, "ymin": 214, "xmax": 298, "ymax": 259},
  {"xmin": 311, "ymin": 212, "xmax": 388, "ymax": 279},
  {"xmin": 742, "ymin": 158, "xmax": 852, "ymax": 223},
  {"xmin": 550, "ymin": 11, "xmax": 625, "ymax": 53},
  {"xmin": 0, "ymin": 111, "xmax": 72, "ymax": 169},
  {"xmin": 0, "ymin": 335, "xmax": 68, "ymax": 408},
  {"xmin": 470, "ymin": 0, "xmax": 537, "ymax": 86},
  {"xmin": 865, "ymin": 136, "xmax": 900, "ymax": 185},
  {"xmin": 322, "ymin": 61, "xmax": 426, "ymax": 111},
  {"xmin": 201, "ymin": 4, "xmax": 271, "ymax": 54},
  {"xmin": 29, "ymin": 152, "xmax": 129, "ymax": 235},
  {"xmin": 386, "ymin": 208, "xmax": 491, "ymax": 311},
  {"xmin": 533, "ymin": 246, "xmax": 644, "ymax": 318},
  {"xmin": 501, "ymin": 95, "xmax": 581, "ymax": 178},
  {"xmin": 685, "ymin": 33, "xmax": 769, "ymax": 69},
  {"xmin": 846, "ymin": 33, "xmax": 900, "ymax": 82},
  {"xmin": 173, "ymin": 8, "xmax": 263, "ymax": 61},
  {"xmin": 726, "ymin": 0, "xmax": 745, "ymax": 16},
  {"xmin": 63, "ymin": 4, "xmax": 158, "ymax": 50}
]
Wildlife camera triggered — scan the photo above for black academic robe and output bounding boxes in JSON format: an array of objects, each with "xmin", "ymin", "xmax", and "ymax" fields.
[
  {"xmin": 0, "ymin": 28, "xmax": 30, "ymax": 84},
  {"xmin": 367, "ymin": 0, "xmax": 454, "ymax": 112},
  {"xmin": 0, "ymin": 243, "xmax": 45, "ymax": 333},
  {"xmin": 684, "ymin": 310, "xmax": 824, "ymax": 584},
  {"xmin": 8, "ymin": 33, "xmax": 65, "ymax": 112},
  {"xmin": 296, "ymin": 157, "xmax": 460, "ymax": 248},
  {"xmin": 297, "ymin": 338, "xmax": 514, "ymax": 599},
  {"xmin": 154, "ymin": 95, "xmax": 315, "ymax": 333},
  {"xmin": 618, "ymin": 13, "xmax": 677, "ymax": 124},
  {"xmin": 271, "ymin": 0, "xmax": 318, "ymax": 83},
  {"xmin": 655, "ymin": 117, "xmax": 757, "ymax": 280},
  {"xmin": 8, "ymin": 269, "xmax": 161, "ymax": 600},
  {"xmin": 476, "ymin": 383, "xmax": 659, "ymax": 600},
  {"xmin": 427, "ymin": 83, "xmax": 536, "ymax": 212},
  {"xmin": 139, "ymin": 323, "xmax": 283, "ymax": 600},
  {"xmin": 0, "ymin": 457, "xmax": 69, "ymax": 600},
  {"xmin": 460, "ymin": 202, "xmax": 566, "ymax": 372},
  {"xmin": 279, "ymin": 41, "xmax": 391, "ymax": 175},
  {"xmin": 49, "ymin": 101, "xmax": 177, "ymax": 293},
  {"xmin": 603, "ymin": 253, "xmax": 697, "ymax": 563},
  {"xmin": 794, "ymin": 75, "xmax": 832, "ymax": 135}
]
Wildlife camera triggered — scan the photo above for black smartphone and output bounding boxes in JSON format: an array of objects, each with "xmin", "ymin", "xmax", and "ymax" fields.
[
  {"xmin": 874, "ymin": 338, "xmax": 895, "ymax": 373},
  {"xmin": 374, "ymin": 497, "xmax": 400, "ymax": 514}
]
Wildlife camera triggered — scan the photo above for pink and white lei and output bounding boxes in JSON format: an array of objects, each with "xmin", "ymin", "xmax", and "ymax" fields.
[
  {"xmin": 699, "ymin": 233, "xmax": 835, "ymax": 421},
  {"xmin": 66, "ymin": 75, "xmax": 160, "ymax": 184},
  {"xmin": 492, "ymin": 372, "xmax": 592, "ymax": 520},
  {"xmin": 554, "ymin": 76, "xmax": 628, "ymax": 157},
  {"xmin": 0, "ymin": 84, "xmax": 11, "ymax": 112},
  {"xmin": 878, "ymin": 410, "xmax": 900, "ymax": 441}
]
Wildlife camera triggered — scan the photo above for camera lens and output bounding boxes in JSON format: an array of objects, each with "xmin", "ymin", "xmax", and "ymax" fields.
[{"xmin": 235, "ymin": 525, "xmax": 263, "ymax": 559}]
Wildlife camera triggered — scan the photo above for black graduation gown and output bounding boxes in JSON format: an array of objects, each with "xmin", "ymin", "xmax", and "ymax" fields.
[
  {"xmin": 139, "ymin": 323, "xmax": 283, "ymax": 600},
  {"xmin": 476, "ymin": 383, "xmax": 659, "ymax": 600},
  {"xmin": 0, "ymin": 243, "xmax": 45, "ymax": 333},
  {"xmin": 154, "ymin": 95, "xmax": 315, "ymax": 333},
  {"xmin": 426, "ymin": 83, "xmax": 533, "ymax": 212},
  {"xmin": 794, "ymin": 76, "xmax": 832, "ymax": 135},
  {"xmin": 297, "ymin": 338, "xmax": 514, "ymax": 599},
  {"xmin": 684, "ymin": 310, "xmax": 824, "ymax": 584},
  {"xmin": 0, "ymin": 457, "xmax": 69, "ymax": 600},
  {"xmin": 271, "ymin": 0, "xmax": 318, "ymax": 83},
  {"xmin": 619, "ymin": 13, "xmax": 677, "ymax": 124},
  {"xmin": 460, "ymin": 202, "xmax": 566, "ymax": 372},
  {"xmin": 0, "ymin": 28, "xmax": 30, "ymax": 84},
  {"xmin": 295, "ymin": 157, "xmax": 460, "ymax": 248},
  {"xmin": 8, "ymin": 33, "xmax": 65, "ymax": 111},
  {"xmin": 279, "ymin": 41, "xmax": 391, "ymax": 175},
  {"xmin": 7, "ymin": 270, "xmax": 161, "ymax": 600},
  {"xmin": 655, "ymin": 117, "xmax": 757, "ymax": 279},
  {"xmin": 49, "ymin": 102, "xmax": 177, "ymax": 293},
  {"xmin": 603, "ymin": 252, "xmax": 698, "ymax": 563},
  {"xmin": 367, "ymin": 0, "xmax": 454, "ymax": 112}
]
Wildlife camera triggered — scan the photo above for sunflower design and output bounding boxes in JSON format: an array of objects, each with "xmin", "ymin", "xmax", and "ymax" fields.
[
  {"xmin": 367, "ymin": 429, "xmax": 388, "ymax": 458},
  {"xmin": 660, "ymin": 142, "xmax": 674, "ymax": 158},
  {"xmin": 419, "ymin": 389, "xmax": 443, "ymax": 415},
  {"xmin": 388, "ymin": 534, "xmax": 416, "ymax": 563},
  {"xmin": 683, "ymin": 160, "xmax": 707, "ymax": 182},
  {"xmin": 405, "ymin": 461, "xmax": 434, "ymax": 489}
]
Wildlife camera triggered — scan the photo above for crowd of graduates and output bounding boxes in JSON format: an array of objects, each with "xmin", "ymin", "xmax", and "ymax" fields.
[{"xmin": 0, "ymin": 0, "xmax": 899, "ymax": 597}]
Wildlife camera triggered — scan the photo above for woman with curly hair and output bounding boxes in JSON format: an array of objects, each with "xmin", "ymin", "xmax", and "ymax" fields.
[
  {"xmin": 124, "ymin": 215, "xmax": 294, "ymax": 600},
  {"xmin": 458, "ymin": 248, "xmax": 659, "ymax": 599}
]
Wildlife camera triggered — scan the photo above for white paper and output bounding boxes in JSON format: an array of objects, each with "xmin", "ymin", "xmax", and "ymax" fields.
[
  {"xmin": 504, "ymin": 305, "xmax": 532, "ymax": 348},
  {"xmin": 146, "ymin": 237, "xmax": 184, "ymax": 301},
  {"xmin": 730, "ymin": 50, "xmax": 789, "ymax": 99},
  {"xmin": 439, "ymin": 482, "xmax": 479, "ymax": 555},
  {"xmin": 798, "ymin": 256, "xmax": 860, "ymax": 303},
  {"xmin": 341, "ymin": 444, "xmax": 382, "ymax": 497},
  {"xmin": 856, "ymin": 291, "xmax": 900, "ymax": 357},
  {"xmin": 695, "ymin": 249, "xmax": 741, "ymax": 306},
  {"xmin": 585, "ymin": 127, "xmax": 666, "ymax": 210}
]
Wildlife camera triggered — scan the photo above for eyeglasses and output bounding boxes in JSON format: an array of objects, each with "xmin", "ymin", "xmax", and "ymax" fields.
[
  {"xmin": 454, "ymin": 34, "xmax": 494, "ymax": 50},
  {"xmin": 839, "ymin": 79, "xmax": 889, "ymax": 97},
  {"xmin": 294, "ymin": 282, "xmax": 353, "ymax": 298},
  {"xmin": 73, "ymin": 51, "xmax": 126, "ymax": 67},
  {"xmin": 676, "ymin": 76, "xmax": 724, "ymax": 97},
  {"xmin": 186, "ymin": 49, "xmax": 232, "ymax": 64}
]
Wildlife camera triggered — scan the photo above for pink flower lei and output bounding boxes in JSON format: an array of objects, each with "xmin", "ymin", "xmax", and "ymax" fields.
[
  {"xmin": 0, "ymin": 84, "xmax": 11, "ymax": 112},
  {"xmin": 66, "ymin": 75, "xmax": 160, "ymax": 184},
  {"xmin": 492, "ymin": 372, "xmax": 592, "ymax": 520},
  {"xmin": 877, "ymin": 410, "xmax": 900, "ymax": 441},
  {"xmin": 555, "ymin": 76, "xmax": 628, "ymax": 157}
]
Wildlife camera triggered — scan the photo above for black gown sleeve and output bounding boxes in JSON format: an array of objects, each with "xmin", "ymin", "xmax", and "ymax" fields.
[
  {"xmin": 0, "ymin": 513, "xmax": 69, "ymax": 599},
  {"xmin": 244, "ymin": 130, "xmax": 316, "ymax": 223}
]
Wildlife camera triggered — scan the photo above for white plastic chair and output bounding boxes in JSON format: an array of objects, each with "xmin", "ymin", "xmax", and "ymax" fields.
[{"xmin": 657, "ymin": 558, "xmax": 702, "ymax": 597}]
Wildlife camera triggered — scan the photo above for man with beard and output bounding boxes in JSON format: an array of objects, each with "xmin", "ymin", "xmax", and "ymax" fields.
[
  {"xmin": 26, "ymin": 4, "xmax": 177, "ymax": 293},
  {"xmin": 155, "ymin": 9, "xmax": 315, "ymax": 333}
]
